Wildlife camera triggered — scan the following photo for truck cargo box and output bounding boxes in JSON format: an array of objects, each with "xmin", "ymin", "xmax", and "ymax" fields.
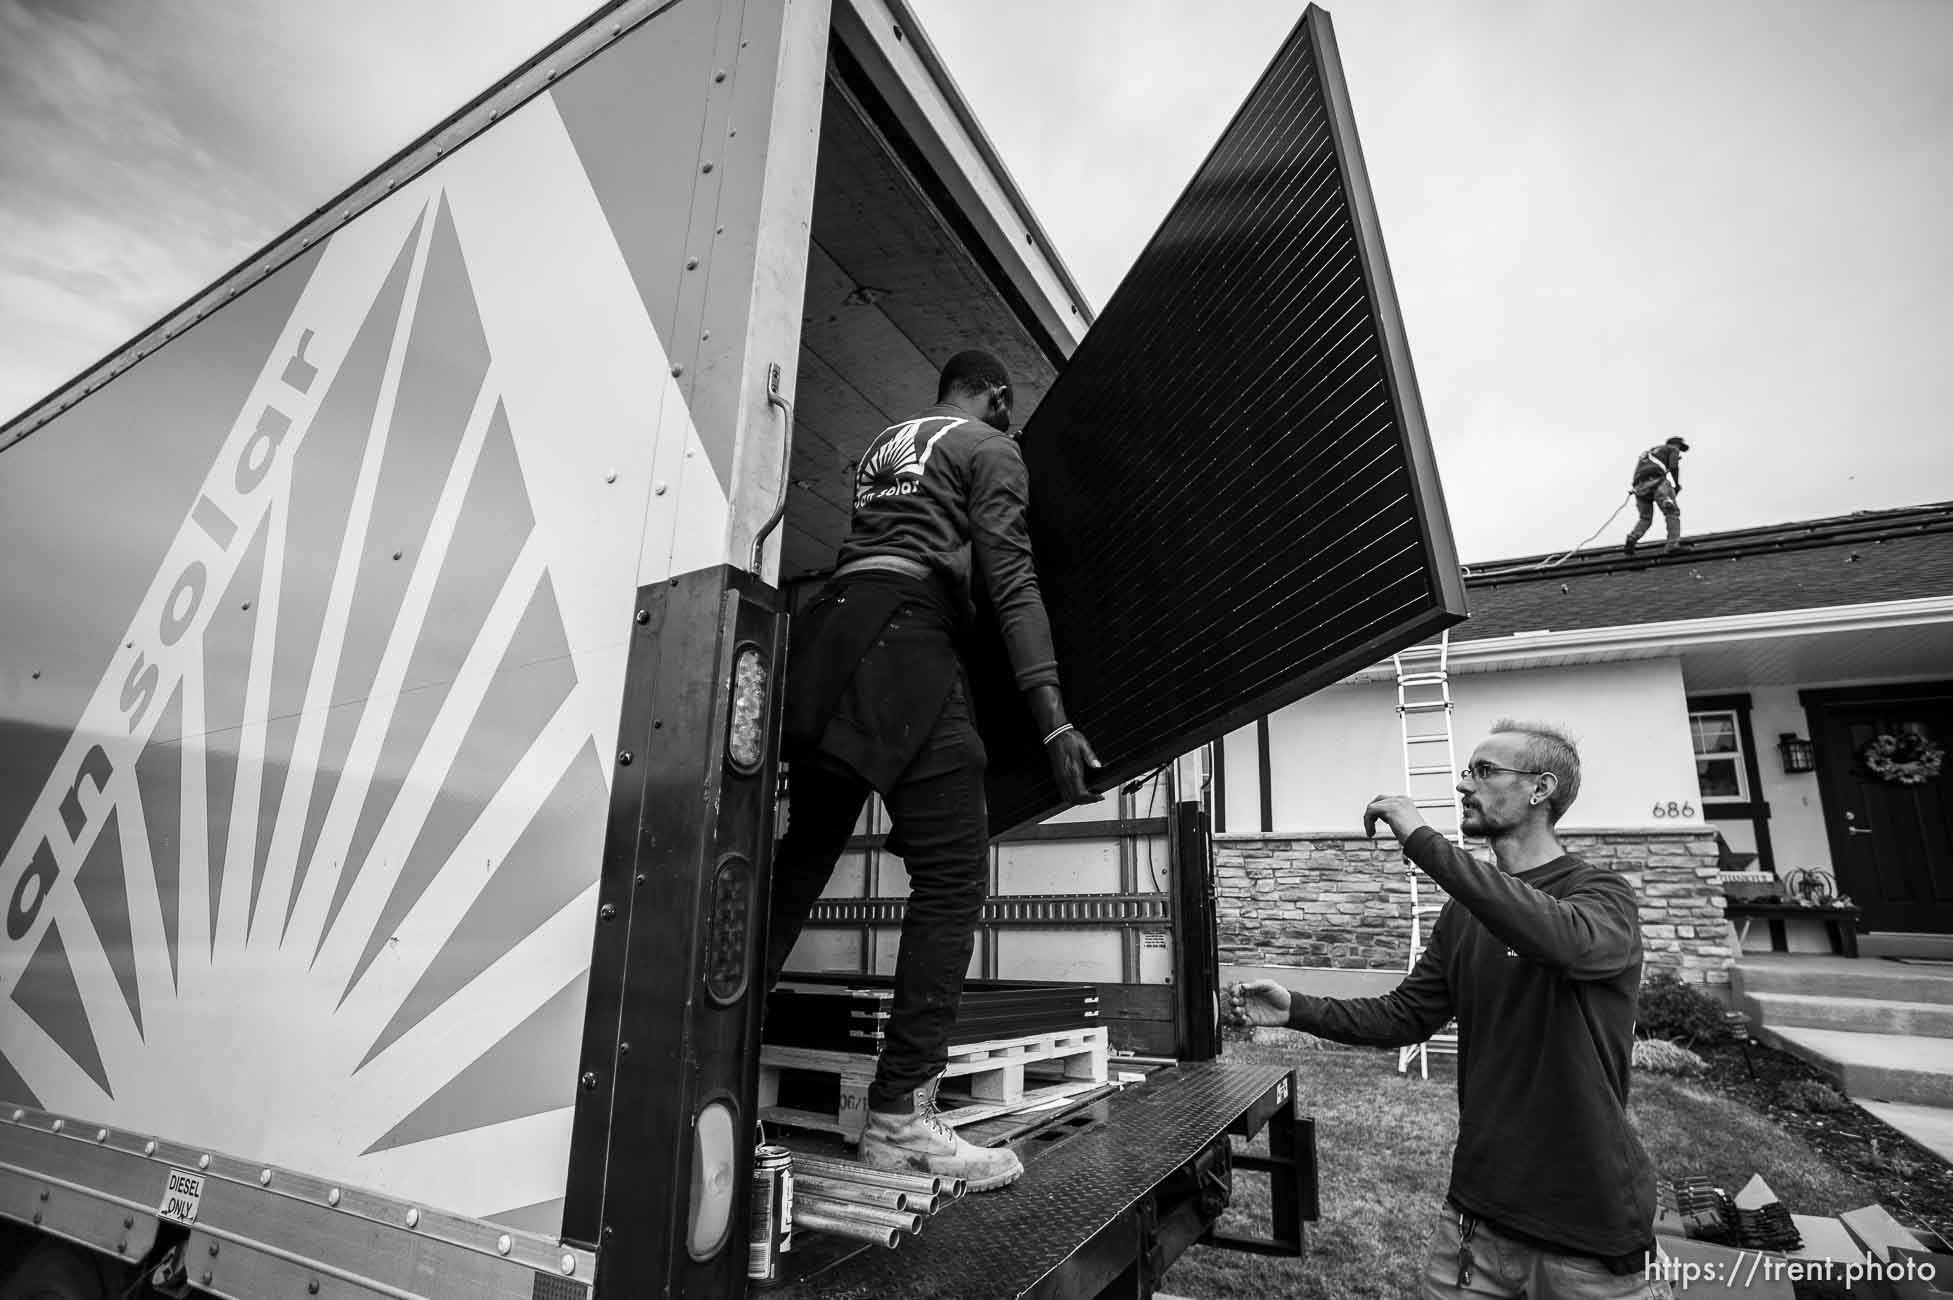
[{"xmin": 0, "ymin": 1, "xmax": 1458, "ymax": 1295}]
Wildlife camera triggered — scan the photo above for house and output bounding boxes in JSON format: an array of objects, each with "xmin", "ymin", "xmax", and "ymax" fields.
[{"xmin": 1213, "ymin": 500, "xmax": 1953, "ymax": 997}]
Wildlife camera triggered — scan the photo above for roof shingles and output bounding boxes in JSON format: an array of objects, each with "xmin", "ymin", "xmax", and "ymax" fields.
[{"xmin": 1453, "ymin": 502, "xmax": 1953, "ymax": 643}]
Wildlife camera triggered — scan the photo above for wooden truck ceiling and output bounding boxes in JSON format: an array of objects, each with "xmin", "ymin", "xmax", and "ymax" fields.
[{"xmin": 780, "ymin": 71, "xmax": 1063, "ymax": 581}]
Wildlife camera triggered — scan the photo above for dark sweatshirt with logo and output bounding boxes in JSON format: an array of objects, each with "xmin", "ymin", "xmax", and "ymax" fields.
[
  {"xmin": 833, "ymin": 405, "xmax": 1059, "ymax": 693},
  {"xmin": 1285, "ymin": 827, "xmax": 1656, "ymax": 1267}
]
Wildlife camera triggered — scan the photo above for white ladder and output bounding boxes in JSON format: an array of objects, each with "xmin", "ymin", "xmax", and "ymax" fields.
[{"xmin": 1392, "ymin": 630, "xmax": 1462, "ymax": 1078}]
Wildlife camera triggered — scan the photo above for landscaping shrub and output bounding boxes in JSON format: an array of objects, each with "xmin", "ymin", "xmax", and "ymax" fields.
[
  {"xmin": 1632, "ymin": 1038, "xmax": 1708, "ymax": 1076},
  {"xmin": 1637, "ymin": 971, "xmax": 1728, "ymax": 1046},
  {"xmin": 1775, "ymin": 1079, "xmax": 1853, "ymax": 1115}
]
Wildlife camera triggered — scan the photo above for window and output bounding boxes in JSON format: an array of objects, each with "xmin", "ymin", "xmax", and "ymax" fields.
[{"xmin": 1690, "ymin": 710, "xmax": 1748, "ymax": 802}]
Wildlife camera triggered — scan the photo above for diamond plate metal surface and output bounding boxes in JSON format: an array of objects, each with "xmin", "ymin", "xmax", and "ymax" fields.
[
  {"xmin": 530, "ymin": 1272, "xmax": 586, "ymax": 1300},
  {"xmin": 780, "ymin": 1060, "xmax": 1293, "ymax": 1299}
]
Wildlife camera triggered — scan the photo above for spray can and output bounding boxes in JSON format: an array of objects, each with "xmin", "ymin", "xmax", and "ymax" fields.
[{"xmin": 747, "ymin": 1144, "xmax": 794, "ymax": 1285}]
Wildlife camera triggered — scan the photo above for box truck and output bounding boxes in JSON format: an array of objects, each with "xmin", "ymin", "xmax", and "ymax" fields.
[{"xmin": 0, "ymin": 0, "xmax": 1464, "ymax": 1295}]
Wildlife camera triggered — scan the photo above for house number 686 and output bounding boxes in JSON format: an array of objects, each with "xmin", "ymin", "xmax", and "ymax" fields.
[{"xmin": 1650, "ymin": 801, "xmax": 1696, "ymax": 819}]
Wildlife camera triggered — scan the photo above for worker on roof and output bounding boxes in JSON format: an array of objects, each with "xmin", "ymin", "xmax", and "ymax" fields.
[
  {"xmin": 1623, "ymin": 436, "xmax": 1689, "ymax": 555},
  {"xmin": 765, "ymin": 349, "xmax": 1102, "ymax": 1193}
]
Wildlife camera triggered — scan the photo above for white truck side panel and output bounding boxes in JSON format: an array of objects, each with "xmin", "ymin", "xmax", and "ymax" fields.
[{"xmin": 0, "ymin": 9, "xmax": 748, "ymax": 1238}]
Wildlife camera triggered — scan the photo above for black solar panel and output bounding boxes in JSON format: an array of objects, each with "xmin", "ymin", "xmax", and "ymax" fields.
[{"xmin": 971, "ymin": 5, "xmax": 1467, "ymax": 834}]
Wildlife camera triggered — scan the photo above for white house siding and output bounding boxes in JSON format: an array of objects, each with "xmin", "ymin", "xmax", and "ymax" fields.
[
  {"xmin": 1738, "ymin": 684, "xmax": 1834, "ymax": 878},
  {"xmin": 1221, "ymin": 657, "xmax": 1705, "ymax": 835}
]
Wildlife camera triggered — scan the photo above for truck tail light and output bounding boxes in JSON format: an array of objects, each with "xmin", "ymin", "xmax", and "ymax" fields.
[
  {"xmin": 726, "ymin": 645, "xmax": 767, "ymax": 771},
  {"xmin": 687, "ymin": 1100, "xmax": 738, "ymax": 1259}
]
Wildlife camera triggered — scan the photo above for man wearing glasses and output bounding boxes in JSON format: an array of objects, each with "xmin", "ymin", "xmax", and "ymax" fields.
[{"xmin": 1229, "ymin": 721, "xmax": 1668, "ymax": 1299}]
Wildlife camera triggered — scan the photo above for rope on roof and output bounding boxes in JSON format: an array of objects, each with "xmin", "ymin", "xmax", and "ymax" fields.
[{"xmin": 1460, "ymin": 492, "xmax": 1636, "ymax": 581}]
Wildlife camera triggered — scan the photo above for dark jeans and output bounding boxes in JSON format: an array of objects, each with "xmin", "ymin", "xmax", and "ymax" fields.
[{"xmin": 764, "ymin": 679, "xmax": 990, "ymax": 1112}]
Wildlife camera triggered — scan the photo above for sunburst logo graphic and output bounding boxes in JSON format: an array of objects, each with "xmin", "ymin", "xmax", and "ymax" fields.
[
  {"xmin": 0, "ymin": 186, "xmax": 616, "ymax": 1232},
  {"xmin": 854, "ymin": 416, "xmax": 963, "ymax": 509}
]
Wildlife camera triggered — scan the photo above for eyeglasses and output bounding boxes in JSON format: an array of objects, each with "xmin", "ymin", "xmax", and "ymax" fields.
[{"xmin": 1459, "ymin": 761, "xmax": 1547, "ymax": 783}]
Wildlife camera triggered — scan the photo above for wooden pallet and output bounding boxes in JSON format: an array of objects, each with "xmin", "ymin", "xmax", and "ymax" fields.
[{"xmin": 759, "ymin": 1027, "xmax": 1109, "ymax": 1143}]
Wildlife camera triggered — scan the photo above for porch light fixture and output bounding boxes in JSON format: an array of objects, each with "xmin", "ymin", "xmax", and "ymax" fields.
[{"xmin": 1778, "ymin": 733, "xmax": 1816, "ymax": 774}]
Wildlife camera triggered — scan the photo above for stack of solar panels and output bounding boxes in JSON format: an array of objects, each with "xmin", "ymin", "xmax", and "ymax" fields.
[{"xmin": 764, "ymin": 975, "xmax": 1100, "ymax": 1054}]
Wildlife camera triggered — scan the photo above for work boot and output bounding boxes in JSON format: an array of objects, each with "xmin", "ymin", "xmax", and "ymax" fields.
[
  {"xmin": 1623, "ymin": 535, "xmax": 1639, "ymax": 557},
  {"xmin": 858, "ymin": 1076, "xmax": 1024, "ymax": 1192}
]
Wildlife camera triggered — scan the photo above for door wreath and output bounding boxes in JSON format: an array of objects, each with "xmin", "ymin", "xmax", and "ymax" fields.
[{"xmin": 1859, "ymin": 730, "xmax": 1945, "ymax": 785}]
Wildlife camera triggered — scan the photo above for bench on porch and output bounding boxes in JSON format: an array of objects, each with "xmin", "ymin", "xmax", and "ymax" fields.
[{"xmin": 1724, "ymin": 900, "xmax": 1863, "ymax": 958}]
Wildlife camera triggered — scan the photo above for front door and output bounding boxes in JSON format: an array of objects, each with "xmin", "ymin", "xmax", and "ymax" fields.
[{"xmin": 1805, "ymin": 685, "xmax": 1953, "ymax": 935}]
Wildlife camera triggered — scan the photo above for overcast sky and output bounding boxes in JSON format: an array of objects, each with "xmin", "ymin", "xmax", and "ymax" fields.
[{"xmin": 3, "ymin": 0, "xmax": 1949, "ymax": 563}]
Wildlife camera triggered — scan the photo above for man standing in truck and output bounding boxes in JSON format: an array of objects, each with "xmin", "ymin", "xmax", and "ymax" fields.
[
  {"xmin": 1228, "ymin": 722, "xmax": 1671, "ymax": 1298},
  {"xmin": 1624, "ymin": 436, "xmax": 1689, "ymax": 555},
  {"xmin": 764, "ymin": 349, "xmax": 1101, "ymax": 1192}
]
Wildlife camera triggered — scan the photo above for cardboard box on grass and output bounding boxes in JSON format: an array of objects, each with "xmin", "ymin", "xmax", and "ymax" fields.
[{"xmin": 1886, "ymin": 1247, "xmax": 1953, "ymax": 1300}]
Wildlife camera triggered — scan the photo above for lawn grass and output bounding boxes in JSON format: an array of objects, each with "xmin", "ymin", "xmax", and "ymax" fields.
[
  {"xmin": 1159, "ymin": 1036, "xmax": 1881, "ymax": 1299},
  {"xmin": 1630, "ymin": 1072, "xmax": 1871, "ymax": 1214}
]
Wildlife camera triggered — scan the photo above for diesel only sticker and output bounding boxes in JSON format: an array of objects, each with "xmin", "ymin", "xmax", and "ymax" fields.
[{"xmin": 158, "ymin": 1168, "xmax": 204, "ymax": 1224}]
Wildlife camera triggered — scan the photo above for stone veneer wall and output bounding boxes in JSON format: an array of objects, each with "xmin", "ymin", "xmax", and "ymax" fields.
[{"xmin": 1215, "ymin": 828, "xmax": 1731, "ymax": 987}]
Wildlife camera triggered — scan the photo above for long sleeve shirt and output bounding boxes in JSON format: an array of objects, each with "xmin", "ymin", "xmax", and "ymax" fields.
[
  {"xmin": 834, "ymin": 405, "xmax": 1060, "ymax": 693},
  {"xmin": 1286, "ymin": 827, "xmax": 1657, "ymax": 1266}
]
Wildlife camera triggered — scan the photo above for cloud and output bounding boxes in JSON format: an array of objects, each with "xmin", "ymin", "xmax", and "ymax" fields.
[
  {"xmin": 0, "ymin": 0, "xmax": 591, "ymax": 424},
  {"xmin": 0, "ymin": 0, "xmax": 291, "ymax": 419}
]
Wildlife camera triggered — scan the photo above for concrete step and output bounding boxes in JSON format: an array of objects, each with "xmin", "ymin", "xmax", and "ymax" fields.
[
  {"xmin": 1754, "ymin": 1025, "xmax": 1953, "ymax": 1107},
  {"xmin": 1743, "ymin": 989, "xmax": 1953, "ymax": 1039},
  {"xmin": 1859, "ymin": 932, "xmax": 1953, "ymax": 961},
  {"xmin": 1858, "ymin": 1100, "xmax": 1953, "ymax": 1166},
  {"xmin": 1736, "ymin": 954, "xmax": 1953, "ymax": 1005}
]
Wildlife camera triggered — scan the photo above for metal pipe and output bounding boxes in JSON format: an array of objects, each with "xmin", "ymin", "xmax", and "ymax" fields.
[
  {"xmin": 793, "ymin": 1194, "xmax": 923, "ymax": 1235},
  {"xmin": 792, "ymin": 1207, "xmax": 900, "ymax": 1249},
  {"xmin": 793, "ymin": 1175, "xmax": 911, "ymax": 1212},
  {"xmin": 749, "ymin": 363, "xmax": 795, "ymax": 573},
  {"xmin": 793, "ymin": 1157, "xmax": 945, "ymax": 1197}
]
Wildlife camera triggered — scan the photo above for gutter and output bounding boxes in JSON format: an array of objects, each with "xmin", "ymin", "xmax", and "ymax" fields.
[{"xmin": 1340, "ymin": 594, "xmax": 1953, "ymax": 683}]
